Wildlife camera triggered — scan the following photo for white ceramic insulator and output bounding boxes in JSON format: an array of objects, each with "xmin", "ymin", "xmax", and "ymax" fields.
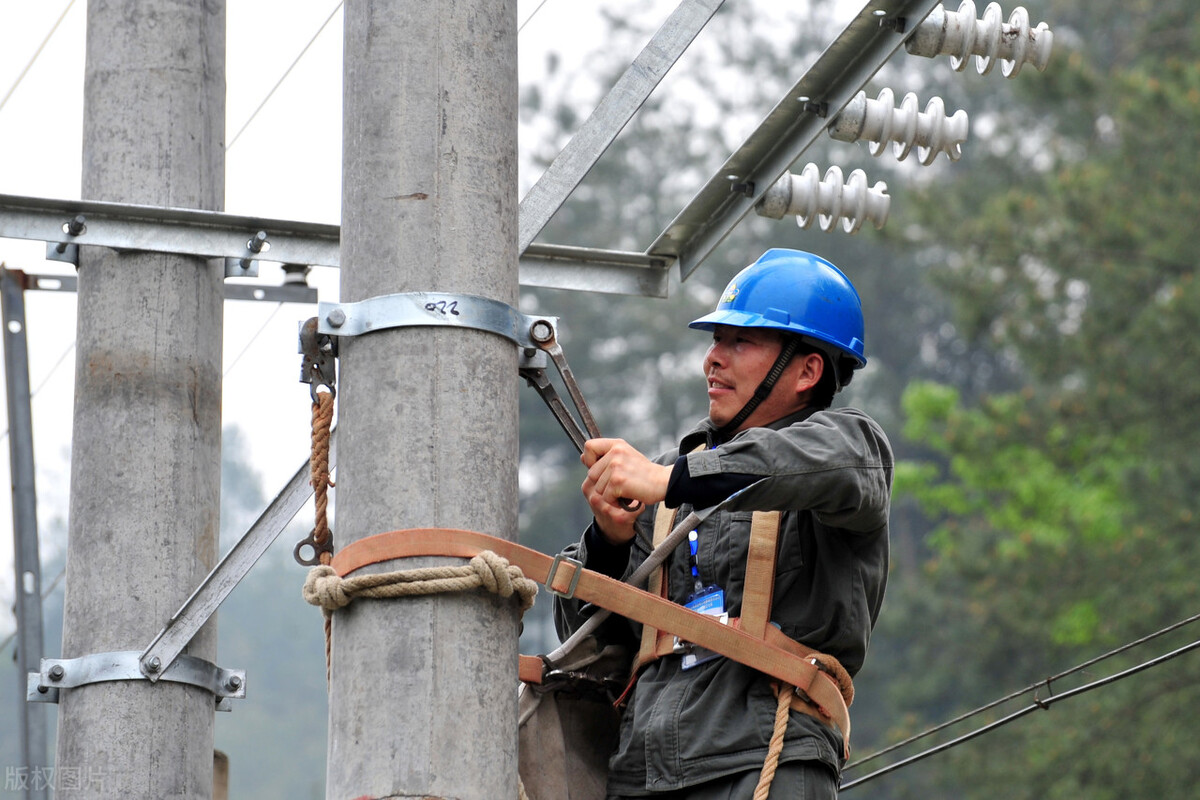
[
  {"xmin": 832, "ymin": 88, "xmax": 969, "ymax": 165},
  {"xmin": 772, "ymin": 164, "xmax": 890, "ymax": 234},
  {"xmin": 906, "ymin": 2, "xmax": 1054, "ymax": 77}
]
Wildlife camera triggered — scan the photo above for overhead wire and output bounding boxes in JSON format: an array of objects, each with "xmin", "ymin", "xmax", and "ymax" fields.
[
  {"xmin": 226, "ymin": 1, "xmax": 344, "ymax": 150},
  {"xmin": 846, "ymin": 608, "xmax": 1200, "ymax": 771},
  {"xmin": 0, "ymin": 338, "xmax": 75, "ymax": 445},
  {"xmin": 223, "ymin": 301, "xmax": 285, "ymax": 378},
  {"xmin": 519, "ymin": 0, "xmax": 555, "ymax": 33},
  {"xmin": 0, "ymin": 0, "xmax": 77, "ymax": 116},
  {"xmin": 840, "ymin": 610, "xmax": 1200, "ymax": 791}
]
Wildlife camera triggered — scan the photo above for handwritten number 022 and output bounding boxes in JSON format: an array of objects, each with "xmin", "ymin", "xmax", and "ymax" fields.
[{"xmin": 424, "ymin": 300, "xmax": 460, "ymax": 316}]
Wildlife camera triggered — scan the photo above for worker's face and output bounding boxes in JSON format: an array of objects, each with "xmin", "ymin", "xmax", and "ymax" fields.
[{"xmin": 703, "ymin": 325, "xmax": 796, "ymax": 431}]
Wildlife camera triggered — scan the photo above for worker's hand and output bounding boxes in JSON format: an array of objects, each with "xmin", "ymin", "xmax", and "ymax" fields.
[{"xmin": 581, "ymin": 438, "xmax": 671, "ymax": 545}]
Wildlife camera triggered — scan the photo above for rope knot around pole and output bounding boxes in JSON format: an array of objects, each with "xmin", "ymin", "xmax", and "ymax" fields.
[
  {"xmin": 302, "ymin": 564, "xmax": 353, "ymax": 610},
  {"xmin": 301, "ymin": 550, "xmax": 539, "ymax": 615}
]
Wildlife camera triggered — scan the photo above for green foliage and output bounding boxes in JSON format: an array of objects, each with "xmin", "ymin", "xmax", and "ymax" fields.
[{"xmin": 869, "ymin": 2, "xmax": 1200, "ymax": 797}]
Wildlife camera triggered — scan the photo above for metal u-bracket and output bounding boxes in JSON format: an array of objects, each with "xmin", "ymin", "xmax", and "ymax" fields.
[{"xmin": 28, "ymin": 651, "xmax": 247, "ymax": 712}]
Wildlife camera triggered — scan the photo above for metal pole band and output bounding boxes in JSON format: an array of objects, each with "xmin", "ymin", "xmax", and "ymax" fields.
[
  {"xmin": 27, "ymin": 651, "xmax": 246, "ymax": 712},
  {"xmin": 318, "ymin": 292, "xmax": 556, "ymax": 350}
]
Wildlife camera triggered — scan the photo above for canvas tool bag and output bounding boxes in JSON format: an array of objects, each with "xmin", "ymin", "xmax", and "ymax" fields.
[{"xmin": 517, "ymin": 636, "xmax": 629, "ymax": 800}]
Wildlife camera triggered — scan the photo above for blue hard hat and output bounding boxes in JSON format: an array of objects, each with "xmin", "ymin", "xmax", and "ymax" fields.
[{"xmin": 689, "ymin": 248, "xmax": 867, "ymax": 369}]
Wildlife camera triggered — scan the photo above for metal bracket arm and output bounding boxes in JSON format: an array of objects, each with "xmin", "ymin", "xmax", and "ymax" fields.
[
  {"xmin": 28, "ymin": 651, "xmax": 246, "ymax": 712},
  {"xmin": 318, "ymin": 292, "xmax": 556, "ymax": 350}
]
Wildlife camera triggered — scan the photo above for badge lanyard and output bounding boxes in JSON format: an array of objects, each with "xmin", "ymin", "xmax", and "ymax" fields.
[{"xmin": 678, "ymin": 529, "xmax": 727, "ymax": 670}]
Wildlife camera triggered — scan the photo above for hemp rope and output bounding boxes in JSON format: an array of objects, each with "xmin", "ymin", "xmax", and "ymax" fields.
[
  {"xmin": 752, "ymin": 682, "xmax": 794, "ymax": 799},
  {"xmin": 310, "ymin": 390, "xmax": 335, "ymax": 561},
  {"xmin": 310, "ymin": 390, "xmax": 336, "ymax": 677},
  {"xmin": 303, "ymin": 551, "xmax": 539, "ymax": 614}
]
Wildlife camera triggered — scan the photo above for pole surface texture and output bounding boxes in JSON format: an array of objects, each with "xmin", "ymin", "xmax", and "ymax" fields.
[
  {"xmin": 330, "ymin": 0, "xmax": 520, "ymax": 797},
  {"xmin": 57, "ymin": 1, "xmax": 226, "ymax": 798}
]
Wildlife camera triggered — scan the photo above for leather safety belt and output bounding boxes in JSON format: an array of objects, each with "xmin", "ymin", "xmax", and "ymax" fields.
[{"xmin": 331, "ymin": 526, "xmax": 851, "ymax": 755}]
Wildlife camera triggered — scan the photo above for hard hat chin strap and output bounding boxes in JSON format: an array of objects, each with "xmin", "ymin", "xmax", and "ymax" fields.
[{"xmin": 715, "ymin": 335, "xmax": 801, "ymax": 439}]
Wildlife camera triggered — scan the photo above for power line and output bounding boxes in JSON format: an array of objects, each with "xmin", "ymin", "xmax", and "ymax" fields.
[
  {"xmin": 841, "ymin": 612, "xmax": 1200, "ymax": 791},
  {"xmin": 519, "ymin": 0, "xmax": 555, "ymax": 33},
  {"xmin": 227, "ymin": 1, "xmax": 344, "ymax": 150},
  {"xmin": 0, "ymin": 0, "xmax": 78, "ymax": 116},
  {"xmin": 231, "ymin": 0, "xmax": 550, "ymax": 149},
  {"xmin": 0, "ymin": 338, "xmax": 75, "ymax": 445},
  {"xmin": 223, "ymin": 302, "xmax": 284, "ymax": 377},
  {"xmin": 846, "ymin": 609, "xmax": 1200, "ymax": 772}
]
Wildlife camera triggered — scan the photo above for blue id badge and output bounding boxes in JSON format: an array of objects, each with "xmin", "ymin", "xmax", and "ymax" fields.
[{"xmin": 677, "ymin": 586, "xmax": 727, "ymax": 670}]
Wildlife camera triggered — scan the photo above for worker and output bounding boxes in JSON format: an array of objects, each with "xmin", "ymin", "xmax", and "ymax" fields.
[{"xmin": 554, "ymin": 248, "xmax": 893, "ymax": 799}]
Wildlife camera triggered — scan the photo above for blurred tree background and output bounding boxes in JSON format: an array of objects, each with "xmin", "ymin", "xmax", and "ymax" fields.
[{"xmin": 5, "ymin": 1, "xmax": 1200, "ymax": 797}]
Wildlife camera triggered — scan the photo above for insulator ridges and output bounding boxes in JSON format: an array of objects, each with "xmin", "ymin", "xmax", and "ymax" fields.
[
  {"xmin": 906, "ymin": 2, "xmax": 1053, "ymax": 78},
  {"xmin": 831, "ymin": 89, "xmax": 969, "ymax": 165},
  {"xmin": 757, "ymin": 164, "xmax": 890, "ymax": 234}
]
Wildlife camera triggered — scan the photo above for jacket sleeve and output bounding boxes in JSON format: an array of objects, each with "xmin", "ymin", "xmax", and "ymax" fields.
[
  {"xmin": 682, "ymin": 408, "xmax": 893, "ymax": 532},
  {"xmin": 552, "ymin": 505, "xmax": 658, "ymax": 646}
]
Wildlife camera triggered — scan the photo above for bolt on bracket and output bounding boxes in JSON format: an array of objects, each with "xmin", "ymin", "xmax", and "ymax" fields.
[
  {"xmin": 27, "ymin": 651, "xmax": 246, "ymax": 712},
  {"xmin": 317, "ymin": 292, "xmax": 557, "ymax": 351}
]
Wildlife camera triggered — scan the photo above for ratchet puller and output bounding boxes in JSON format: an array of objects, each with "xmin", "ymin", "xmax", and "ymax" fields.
[{"xmin": 521, "ymin": 319, "xmax": 641, "ymax": 512}]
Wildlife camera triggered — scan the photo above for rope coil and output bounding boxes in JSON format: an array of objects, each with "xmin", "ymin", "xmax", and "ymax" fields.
[{"xmin": 303, "ymin": 551, "xmax": 539, "ymax": 614}]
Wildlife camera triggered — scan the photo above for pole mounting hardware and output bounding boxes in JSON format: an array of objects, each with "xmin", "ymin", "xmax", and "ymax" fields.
[
  {"xmin": 299, "ymin": 316, "xmax": 338, "ymax": 401},
  {"xmin": 27, "ymin": 651, "xmax": 246, "ymax": 712},
  {"xmin": 317, "ymin": 292, "xmax": 557, "ymax": 351}
]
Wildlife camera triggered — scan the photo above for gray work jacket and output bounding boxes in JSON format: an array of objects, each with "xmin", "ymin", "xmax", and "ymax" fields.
[{"xmin": 554, "ymin": 407, "xmax": 893, "ymax": 795}]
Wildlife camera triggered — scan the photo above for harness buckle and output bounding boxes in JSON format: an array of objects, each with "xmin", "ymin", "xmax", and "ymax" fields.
[{"xmin": 545, "ymin": 554, "xmax": 583, "ymax": 600}]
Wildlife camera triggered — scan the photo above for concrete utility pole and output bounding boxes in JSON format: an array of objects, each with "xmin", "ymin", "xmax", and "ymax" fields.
[
  {"xmin": 56, "ymin": 2, "xmax": 225, "ymax": 798},
  {"xmin": 328, "ymin": 0, "xmax": 520, "ymax": 797}
]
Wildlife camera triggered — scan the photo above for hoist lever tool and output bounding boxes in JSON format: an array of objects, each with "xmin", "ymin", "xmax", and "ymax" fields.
[{"xmin": 522, "ymin": 322, "xmax": 641, "ymax": 512}]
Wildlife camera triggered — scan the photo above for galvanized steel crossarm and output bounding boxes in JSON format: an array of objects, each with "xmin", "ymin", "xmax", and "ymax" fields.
[
  {"xmin": 0, "ymin": 193, "xmax": 672, "ymax": 297},
  {"xmin": 646, "ymin": 0, "xmax": 943, "ymax": 280},
  {"xmin": 0, "ymin": 192, "xmax": 341, "ymax": 268}
]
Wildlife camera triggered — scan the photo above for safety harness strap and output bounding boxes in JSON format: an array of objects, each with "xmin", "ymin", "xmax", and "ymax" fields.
[
  {"xmin": 740, "ymin": 510, "xmax": 781, "ymax": 640},
  {"xmin": 634, "ymin": 504, "xmax": 678, "ymax": 670},
  {"xmin": 332, "ymin": 526, "xmax": 850, "ymax": 754}
]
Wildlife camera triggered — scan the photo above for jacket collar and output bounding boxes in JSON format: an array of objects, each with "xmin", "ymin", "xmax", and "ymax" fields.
[{"xmin": 680, "ymin": 405, "xmax": 823, "ymax": 453}]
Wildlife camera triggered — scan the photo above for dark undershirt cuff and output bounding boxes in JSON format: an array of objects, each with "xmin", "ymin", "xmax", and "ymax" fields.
[
  {"xmin": 583, "ymin": 523, "xmax": 633, "ymax": 579},
  {"xmin": 664, "ymin": 453, "xmax": 761, "ymax": 508}
]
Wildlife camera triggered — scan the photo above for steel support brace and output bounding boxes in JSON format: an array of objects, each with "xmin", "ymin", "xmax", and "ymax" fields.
[
  {"xmin": 646, "ymin": 0, "xmax": 943, "ymax": 279},
  {"xmin": 138, "ymin": 346, "xmax": 548, "ymax": 681},
  {"xmin": 28, "ymin": 652, "xmax": 246, "ymax": 712},
  {"xmin": 318, "ymin": 292, "xmax": 557, "ymax": 350}
]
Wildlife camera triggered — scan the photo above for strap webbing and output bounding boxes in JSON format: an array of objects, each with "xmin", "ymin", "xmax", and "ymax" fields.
[
  {"xmin": 635, "ymin": 503, "xmax": 677, "ymax": 670},
  {"xmin": 740, "ymin": 510, "xmax": 781, "ymax": 640}
]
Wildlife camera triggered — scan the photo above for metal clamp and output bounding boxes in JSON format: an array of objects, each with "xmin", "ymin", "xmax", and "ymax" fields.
[
  {"xmin": 292, "ymin": 529, "xmax": 335, "ymax": 567},
  {"xmin": 299, "ymin": 316, "xmax": 338, "ymax": 400},
  {"xmin": 317, "ymin": 292, "xmax": 556, "ymax": 350},
  {"xmin": 545, "ymin": 554, "xmax": 584, "ymax": 600},
  {"xmin": 28, "ymin": 651, "xmax": 246, "ymax": 712}
]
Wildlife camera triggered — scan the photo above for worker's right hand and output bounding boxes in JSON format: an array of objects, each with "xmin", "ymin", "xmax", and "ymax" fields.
[
  {"xmin": 583, "ymin": 469, "xmax": 642, "ymax": 544},
  {"xmin": 581, "ymin": 438, "xmax": 665, "ymax": 544}
]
